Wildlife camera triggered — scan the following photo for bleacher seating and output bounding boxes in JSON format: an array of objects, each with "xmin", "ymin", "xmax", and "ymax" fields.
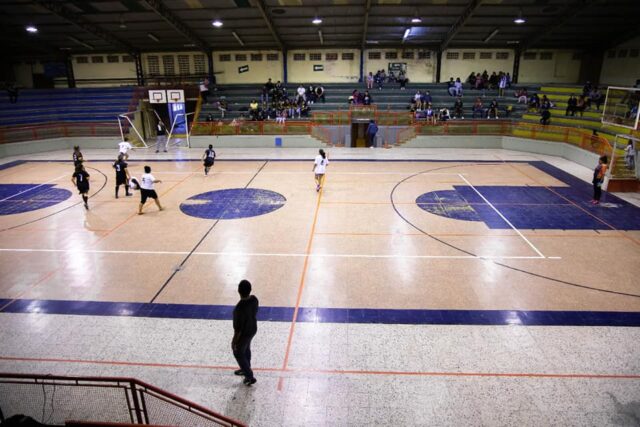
[
  {"xmin": 0, "ymin": 87, "xmax": 135, "ymax": 126},
  {"xmin": 197, "ymin": 82, "xmax": 533, "ymax": 123}
]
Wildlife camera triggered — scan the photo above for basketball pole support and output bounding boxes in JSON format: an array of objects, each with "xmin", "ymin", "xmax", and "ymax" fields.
[{"xmin": 167, "ymin": 112, "xmax": 195, "ymax": 149}]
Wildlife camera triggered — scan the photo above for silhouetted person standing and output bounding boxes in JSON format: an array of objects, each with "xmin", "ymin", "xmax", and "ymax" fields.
[{"xmin": 232, "ymin": 280, "xmax": 259, "ymax": 386}]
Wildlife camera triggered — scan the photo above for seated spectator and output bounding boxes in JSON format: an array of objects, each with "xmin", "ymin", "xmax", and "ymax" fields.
[
  {"xmin": 439, "ymin": 107, "xmax": 451, "ymax": 122},
  {"xmin": 515, "ymin": 88, "xmax": 528, "ymax": 104},
  {"xmin": 467, "ymin": 72, "xmax": 477, "ymax": 87},
  {"xmin": 375, "ymin": 70, "xmax": 384, "ymax": 90},
  {"xmin": 474, "ymin": 73, "xmax": 484, "ymax": 90},
  {"xmin": 454, "ymin": 78, "xmax": 463, "ymax": 96},
  {"xmin": 506, "ymin": 72, "xmax": 512, "ymax": 88},
  {"xmin": 540, "ymin": 95, "xmax": 551, "ymax": 111},
  {"xmin": 367, "ymin": 72, "xmax": 374, "ymax": 89},
  {"xmin": 276, "ymin": 108, "xmax": 287, "ymax": 124},
  {"xmin": 363, "ymin": 91, "xmax": 373, "ymax": 105},
  {"xmin": 447, "ymin": 78, "xmax": 456, "ymax": 96},
  {"xmin": 425, "ymin": 104, "xmax": 435, "ymax": 124},
  {"xmin": 307, "ymin": 85, "xmax": 317, "ymax": 104},
  {"xmin": 487, "ymin": 99, "xmax": 499, "ymax": 119},
  {"xmin": 505, "ymin": 104, "xmax": 513, "ymax": 118},
  {"xmin": 453, "ymin": 96, "xmax": 464, "ymax": 119},
  {"xmin": 540, "ymin": 109, "xmax": 551, "ymax": 125},
  {"xmin": 315, "ymin": 85, "xmax": 326, "ymax": 103},
  {"xmin": 296, "ymin": 85, "xmax": 306, "ymax": 103},
  {"xmin": 588, "ymin": 87, "xmax": 603, "ymax": 111},
  {"xmin": 398, "ymin": 71, "xmax": 408, "ymax": 90},
  {"xmin": 423, "ymin": 90, "xmax": 433, "ymax": 106},
  {"xmin": 489, "ymin": 72, "xmax": 498, "ymax": 89},
  {"xmin": 275, "ymin": 81, "xmax": 285, "ymax": 98},
  {"xmin": 414, "ymin": 90, "xmax": 423, "ymax": 110},
  {"xmin": 472, "ymin": 98, "xmax": 484, "ymax": 119},
  {"xmin": 481, "ymin": 70, "xmax": 489, "ymax": 83},
  {"xmin": 576, "ymin": 95, "xmax": 586, "ymax": 117},
  {"xmin": 566, "ymin": 95, "xmax": 577, "ymax": 116},
  {"xmin": 217, "ymin": 99, "xmax": 228, "ymax": 118},
  {"xmin": 206, "ymin": 113, "xmax": 213, "ymax": 122},
  {"xmin": 249, "ymin": 99, "xmax": 259, "ymax": 120},
  {"xmin": 528, "ymin": 93, "xmax": 540, "ymax": 112},
  {"xmin": 582, "ymin": 81, "xmax": 592, "ymax": 97}
]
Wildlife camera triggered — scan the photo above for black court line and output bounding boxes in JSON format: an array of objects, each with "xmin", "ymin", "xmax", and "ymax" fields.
[{"xmin": 148, "ymin": 160, "xmax": 269, "ymax": 304}]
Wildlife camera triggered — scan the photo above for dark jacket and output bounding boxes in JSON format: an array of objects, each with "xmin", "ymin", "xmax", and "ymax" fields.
[{"xmin": 233, "ymin": 295, "xmax": 259, "ymax": 338}]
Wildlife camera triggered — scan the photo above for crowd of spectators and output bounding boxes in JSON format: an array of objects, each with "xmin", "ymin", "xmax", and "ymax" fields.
[{"xmin": 366, "ymin": 70, "xmax": 409, "ymax": 90}]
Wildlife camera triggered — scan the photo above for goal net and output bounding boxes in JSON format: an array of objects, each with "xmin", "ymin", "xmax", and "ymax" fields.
[{"xmin": 602, "ymin": 86, "xmax": 640, "ymax": 130}]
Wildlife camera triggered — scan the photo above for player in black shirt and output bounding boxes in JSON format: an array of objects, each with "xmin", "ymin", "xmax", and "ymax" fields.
[
  {"xmin": 232, "ymin": 280, "xmax": 259, "ymax": 386},
  {"xmin": 202, "ymin": 144, "xmax": 216, "ymax": 176},
  {"xmin": 72, "ymin": 146, "xmax": 83, "ymax": 167},
  {"xmin": 113, "ymin": 154, "xmax": 131, "ymax": 198},
  {"xmin": 71, "ymin": 164, "xmax": 90, "ymax": 209}
]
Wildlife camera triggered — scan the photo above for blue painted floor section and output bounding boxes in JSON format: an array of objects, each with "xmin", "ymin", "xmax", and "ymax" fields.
[
  {"xmin": 1, "ymin": 298, "xmax": 639, "ymax": 327},
  {"xmin": 0, "ymin": 184, "xmax": 72, "ymax": 215},
  {"xmin": 180, "ymin": 188, "xmax": 286, "ymax": 220}
]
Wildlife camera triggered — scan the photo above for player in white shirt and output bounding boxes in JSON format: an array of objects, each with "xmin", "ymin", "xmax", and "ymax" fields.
[
  {"xmin": 312, "ymin": 149, "xmax": 329, "ymax": 192},
  {"xmin": 118, "ymin": 138, "xmax": 133, "ymax": 161},
  {"xmin": 138, "ymin": 165, "xmax": 163, "ymax": 215}
]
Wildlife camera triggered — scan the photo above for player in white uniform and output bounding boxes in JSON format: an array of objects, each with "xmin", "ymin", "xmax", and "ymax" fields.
[
  {"xmin": 138, "ymin": 165, "xmax": 163, "ymax": 215},
  {"xmin": 312, "ymin": 149, "xmax": 329, "ymax": 192},
  {"xmin": 118, "ymin": 138, "xmax": 133, "ymax": 161}
]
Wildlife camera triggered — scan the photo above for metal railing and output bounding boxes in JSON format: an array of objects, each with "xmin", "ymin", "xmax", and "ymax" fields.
[
  {"xmin": 0, "ymin": 122, "xmax": 121, "ymax": 144},
  {"xmin": 191, "ymin": 120, "xmax": 314, "ymax": 136},
  {"xmin": 0, "ymin": 373, "xmax": 245, "ymax": 427}
]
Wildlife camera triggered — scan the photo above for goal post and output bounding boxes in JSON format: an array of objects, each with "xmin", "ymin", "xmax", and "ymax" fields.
[
  {"xmin": 601, "ymin": 86, "xmax": 640, "ymax": 131},
  {"xmin": 117, "ymin": 110, "xmax": 148, "ymax": 148}
]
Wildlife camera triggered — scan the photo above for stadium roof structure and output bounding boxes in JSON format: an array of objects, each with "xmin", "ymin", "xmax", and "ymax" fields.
[{"xmin": 1, "ymin": 0, "xmax": 638, "ymax": 58}]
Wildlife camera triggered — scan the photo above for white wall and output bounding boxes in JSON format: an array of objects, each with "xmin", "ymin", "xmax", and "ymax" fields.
[
  {"xmin": 364, "ymin": 49, "xmax": 436, "ymax": 83},
  {"xmin": 214, "ymin": 50, "xmax": 283, "ymax": 84},
  {"xmin": 600, "ymin": 36, "xmax": 640, "ymax": 86},
  {"xmin": 12, "ymin": 62, "xmax": 44, "ymax": 88},
  {"xmin": 72, "ymin": 53, "xmax": 137, "ymax": 87},
  {"xmin": 288, "ymin": 49, "xmax": 360, "ymax": 83},
  {"xmin": 518, "ymin": 50, "xmax": 582, "ymax": 84},
  {"xmin": 441, "ymin": 49, "xmax": 514, "ymax": 82}
]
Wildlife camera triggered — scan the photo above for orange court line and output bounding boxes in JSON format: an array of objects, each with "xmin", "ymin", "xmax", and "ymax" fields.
[
  {"xmin": 1, "ymin": 356, "xmax": 639, "ymax": 381},
  {"xmin": 277, "ymin": 177, "xmax": 325, "ymax": 391},
  {"xmin": 0, "ymin": 269, "xmax": 57, "ymax": 311}
]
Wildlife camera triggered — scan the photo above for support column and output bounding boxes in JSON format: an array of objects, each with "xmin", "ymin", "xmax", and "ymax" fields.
[
  {"xmin": 282, "ymin": 49, "xmax": 288, "ymax": 84},
  {"xmin": 206, "ymin": 50, "xmax": 215, "ymax": 84},
  {"xmin": 512, "ymin": 49, "xmax": 521, "ymax": 84},
  {"xmin": 359, "ymin": 49, "xmax": 364, "ymax": 83},
  {"xmin": 135, "ymin": 54, "xmax": 145, "ymax": 86},
  {"xmin": 435, "ymin": 50, "xmax": 443, "ymax": 83},
  {"xmin": 65, "ymin": 55, "xmax": 76, "ymax": 88}
]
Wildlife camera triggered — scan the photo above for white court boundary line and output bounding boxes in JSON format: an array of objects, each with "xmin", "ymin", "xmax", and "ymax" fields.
[
  {"xmin": 0, "ymin": 174, "xmax": 68, "ymax": 203},
  {"xmin": 0, "ymin": 248, "xmax": 559, "ymax": 260},
  {"xmin": 457, "ymin": 173, "xmax": 546, "ymax": 258}
]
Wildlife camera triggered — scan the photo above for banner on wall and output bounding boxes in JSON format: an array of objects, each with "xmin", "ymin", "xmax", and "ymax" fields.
[
  {"xmin": 238, "ymin": 65, "xmax": 249, "ymax": 74},
  {"xmin": 313, "ymin": 65, "xmax": 324, "ymax": 71}
]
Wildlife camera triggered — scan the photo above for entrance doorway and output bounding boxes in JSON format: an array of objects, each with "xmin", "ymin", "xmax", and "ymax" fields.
[{"xmin": 351, "ymin": 122, "xmax": 368, "ymax": 147}]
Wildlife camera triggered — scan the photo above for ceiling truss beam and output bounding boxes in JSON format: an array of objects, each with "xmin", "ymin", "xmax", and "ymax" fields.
[
  {"xmin": 361, "ymin": 0, "xmax": 372, "ymax": 49},
  {"xmin": 439, "ymin": 0, "xmax": 483, "ymax": 51},
  {"xmin": 140, "ymin": 0, "xmax": 210, "ymax": 51},
  {"xmin": 255, "ymin": 0, "xmax": 284, "ymax": 50}
]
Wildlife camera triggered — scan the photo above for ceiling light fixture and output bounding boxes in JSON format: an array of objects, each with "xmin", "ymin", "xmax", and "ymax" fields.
[
  {"xmin": 232, "ymin": 31, "xmax": 245, "ymax": 46},
  {"xmin": 483, "ymin": 28, "xmax": 499, "ymax": 43},
  {"xmin": 411, "ymin": 9, "xmax": 422, "ymax": 24},
  {"xmin": 147, "ymin": 32, "xmax": 160, "ymax": 42},
  {"xmin": 119, "ymin": 14, "xmax": 127, "ymax": 29},
  {"xmin": 67, "ymin": 35, "xmax": 93, "ymax": 50},
  {"xmin": 514, "ymin": 10, "xmax": 526, "ymax": 24},
  {"xmin": 212, "ymin": 19, "xmax": 223, "ymax": 27},
  {"xmin": 312, "ymin": 17, "xmax": 322, "ymax": 25},
  {"xmin": 26, "ymin": 26, "xmax": 38, "ymax": 33},
  {"xmin": 403, "ymin": 28, "xmax": 411, "ymax": 41},
  {"xmin": 318, "ymin": 29, "xmax": 324, "ymax": 45}
]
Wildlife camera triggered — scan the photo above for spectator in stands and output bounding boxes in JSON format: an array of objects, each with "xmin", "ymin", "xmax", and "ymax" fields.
[
  {"xmin": 472, "ymin": 98, "xmax": 484, "ymax": 119},
  {"xmin": 206, "ymin": 113, "xmax": 213, "ymax": 122},
  {"xmin": 454, "ymin": 78, "xmax": 463, "ymax": 96},
  {"xmin": 487, "ymin": 99, "xmax": 499, "ymax": 119},
  {"xmin": 576, "ymin": 95, "xmax": 587, "ymax": 117},
  {"xmin": 439, "ymin": 107, "xmax": 451, "ymax": 122},
  {"xmin": 467, "ymin": 72, "xmax": 477, "ymax": 87},
  {"xmin": 6, "ymin": 83, "xmax": 18, "ymax": 104},
  {"xmin": 249, "ymin": 99, "xmax": 259, "ymax": 120},
  {"xmin": 453, "ymin": 96, "xmax": 464, "ymax": 119},
  {"xmin": 265, "ymin": 78, "xmax": 274, "ymax": 93},
  {"xmin": 425, "ymin": 104, "xmax": 435, "ymax": 124},
  {"xmin": 423, "ymin": 90, "xmax": 433, "ymax": 107},
  {"xmin": 447, "ymin": 78, "xmax": 456, "ymax": 96},
  {"xmin": 481, "ymin": 70, "xmax": 489, "ymax": 83},
  {"xmin": 398, "ymin": 70, "xmax": 408, "ymax": 89},
  {"xmin": 489, "ymin": 72, "xmax": 498, "ymax": 89},
  {"xmin": 199, "ymin": 77, "xmax": 210, "ymax": 104},
  {"xmin": 315, "ymin": 85, "xmax": 325, "ymax": 103},
  {"xmin": 276, "ymin": 108, "xmax": 287, "ymax": 124},
  {"xmin": 515, "ymin": 88, "xmax": 528, "ymax": 103},
  {"xmin": 625, "ymin": 141, "xmax": 636, "ymax": 170},
  {"xmin": 296, "ymin": 85, "xmax": 306, "ymax": 103},
  {"xmin": 217, "ymin": 99, "xmax": 228, "ymax": 119},
  {"xmin": 540, "ymin": 95, "xmax": 551, "ymax": 112},
  {"xmin": 506, "ymin": 73, "xmax": 512, "ymax": 88},
  {"xmin": 540, "ymin": 109, "xmax": 551, "ymax": 125},
  {"xmin": 565, "ymin": 95, "xmax": 577, "ymax": 116},
  {"xmin": 367, "ymin": 72, "xmax": 374, "ymax": 89},
  {"xmin": 588, "ymin": 87, "xmax": 603, "ymax": 111},
  {"xmin": 375, "ymin": 70, "xmax": 384, "ymax": 90},
  {"xmin": 366, "ymin": 119, "xmax": 378, "ymax": 148},
  {"xmin": 275, "ymin": 81, "xmax": 285, "ymax": 99},
  {"xmin": 498, "ymin": 74, "xmax": 507, "ymax": 97},
  {"xmin": 528, "ymin": 93, "xmax": 540, "ymax": 112},
  {"xmin": 475, "ymin": 73, "xmax": 484, "ymax": 90},
  {"xmin": 505, "ymin": 104, "xmax": 513, "ymax": 117},
  {"xmin": 583, "ymin": 81, "xmax": 593, "ymax": 97},
  {"xmin": 414, "ymin": 90, "xmax": 423, "ymax": 110},
  {"xmin": 363, "ymin": 91, "xmax": 373, "ymax": 106}
]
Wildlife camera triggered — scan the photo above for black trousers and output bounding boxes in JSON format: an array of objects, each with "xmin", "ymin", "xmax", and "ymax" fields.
[
  {"xmin": 233, "ymin": 335, "xmax": 255, "ymax": 380},
  {"xmin": 593, "ymin": 182, "xmax": 602, "ymax": 201}
]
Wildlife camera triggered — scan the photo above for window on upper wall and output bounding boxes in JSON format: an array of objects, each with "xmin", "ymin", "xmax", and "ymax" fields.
[
  {"xmin": 496, "ymin": 52, "xmax": 509, "ymax": 60},
  {"xmin": 342, "ymin": 52, "xmax": 354, "ymax": 60},
  {"xmin": 91, "ymin": 56, "xmax": 104, "ymax": 63},
  {"xmin": 630, "ymin": 49, "xmax": 639, "ymax": 58},
  {"xmin": 219, "ymin": 54, "xmax": 231, "ymax": 62},
  {"xmin": 76, "ymin": 56, "xmax": 88, "ymax": 64},
  {"xmin": 523, "ymin": 52, "xmax": 536, "ymax": 60},
  {"xmin": 309, "ymin": 53, "xmax": 322, "ymax": 61},
  {"xmin": 618, "ymin": 49, "xmax": 628, "ymax": 58},
  {"xmin": 571, "ymin": 52, "xmax": 582, "ymax": 61},
  {"xmin": 267, "ymin": 53, "xmax": 279, "ymax": 61},
  {"xmin": 147, "ymin": 56, "xmax": 159, "ymax": 75},
  {"xmin": 178, "ymin": 55, "xmax": 190, "ymax": 75},
  {"xmin": 401, "ymin": 51, "xmax": 414, "ymax": 60},
  {"xmin": 368, "ymin": 51, "xmax": 381, "ymax": 60},
  {"xmin": 293, "ymin": 53, "xmax": 306, "ymax": 61},
  {"xmin": 251, "ymin": 53, "xmax": 263, "ymax": 61},
  {"xmin": 479, "ymin": 52, "xmax": 492, "ymax": 59},
  {"xmin": 606, "ymin": 50, "xmax": 616, "ymax": 58},
  {"xmin": 326, "ymin": 53, "xmax": 338, "ymax": 61},
  {"xmin": 107, "ymin": 55, "xmax": 119, "ymax": 63},
  {"xmin": 122, "ymin": 55, "xmax": 134, "ymax": 63},
  {"xmin": 446, "ymin": 52, "xmax": 459, "ymax": 60},
  {"xmin": 162, "ymin": 55, "xmax": 175, "ymax": 75},
  {"xmin": 235, "ymin": 54, "xmax": 247, "ymax": 61},
  {"xmin": 418, "ymin": 51, "xmax": 431, "ymax": 59},
  {"xmin": 385, "ymin": 51, "xmax": 397, "ymax": 59},
  {"xmin": 539, "ymin": 52, "xmax": 553, "ymax": 60},
  {"xmin": 463, "ymin": 52, "xmax": 476, "ymax": 60},
  {"xmin": 194, "ymin": 55, "xmax": 205, "ymax": 74}
]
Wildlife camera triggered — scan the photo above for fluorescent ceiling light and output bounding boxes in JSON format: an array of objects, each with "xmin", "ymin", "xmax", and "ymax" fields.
[
  {"xmin": 26, "ymin": 26, "xmax": 38, "ymax": 33},
  {"xmin": 403, "ymin": 28, "xmax": 411, "ymax": 40},
  {"xmin": 212, "ymin": 20, "xmax": 223, "ymax": 27},
  {"xmin": 312, "ymin": 17, "xmax": 322, "ymax": 25},
  {"xmin": 318, "ymin": 29, "xmax": 324, "ymax": 45},
  {"xmin": 483, "ymin": 28, "xmax": 499, "ymax": 43},
  {"xmin": 232, "ymin": 31, "xmax": 245, "ymax": 46},
  {"xmin": 411, "ymin": 17, "xmax": 422, "ymax": 23},
  {"xmin": 366, "ymin": 40, "xmax": 379, "ymax": 44},
  {"xmin": 507, "ymin": 40, "xmax": 520, "ymax": 44},
  {"xmin": 147, "ymin": 33, "xmax": 160, "ymax": 42},
  {"xmin": 514, "ymin": 10, "xmax": 526, "ymax": 24}
]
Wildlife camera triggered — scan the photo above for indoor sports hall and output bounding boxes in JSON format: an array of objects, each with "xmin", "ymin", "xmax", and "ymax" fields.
[{"xmin": 1, "ymin": 1, "xmax": 640, "ymax": 426}]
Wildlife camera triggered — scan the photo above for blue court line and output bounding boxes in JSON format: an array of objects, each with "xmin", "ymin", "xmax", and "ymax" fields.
[
  {"xmin": 0, "ymin": 160, "xmax": 27, "ymax": 171},
  {"xmin": 1, "ymin": 299, "xmax": 639, "ymax": 327}
]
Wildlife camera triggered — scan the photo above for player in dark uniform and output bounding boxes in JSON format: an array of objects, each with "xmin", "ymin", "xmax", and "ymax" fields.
[
  {"xmin": 202, "ymin": 144, "xmax": 216, "ymax": 176},
  {"xmin": 113, "ymin": 154, "xmax": 131, "ymax": 198},
  {"xmin": 71, "ymin": 164, "xmax": 90, "ymax": 210},
  {"xmin": 72, "ymin": 146, "xmax": 83, "ymax": 167}
]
